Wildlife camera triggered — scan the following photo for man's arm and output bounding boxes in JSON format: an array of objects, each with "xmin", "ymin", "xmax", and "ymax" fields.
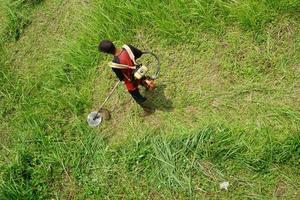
[
  {"xmin": 112, "ymin": 68, "xmax": 124, "ymax": 81},
  {"xmin": 128, "ymin": 44, "xmax": 143, "ymax": 59},
  {"xmin": 112, "ymin": 56, "xmax": 124, "ymax": 81}
]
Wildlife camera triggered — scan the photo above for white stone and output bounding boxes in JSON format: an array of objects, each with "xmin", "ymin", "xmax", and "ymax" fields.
[{"xmin": 220, "ymin": 181, "xmax": 229, "ymax": 190}]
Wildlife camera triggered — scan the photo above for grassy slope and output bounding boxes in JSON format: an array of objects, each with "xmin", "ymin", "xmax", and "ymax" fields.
[
  {"xmin": 0, "ymin": 3, "xmax": 7, "ymax": 36},
  {"xmin": 0, "ymin": 0, "xmax": 92, "ymax": 198},
  {"xmin": 0, "ymin": 0, "xmax": 300, "ymax": 199}
]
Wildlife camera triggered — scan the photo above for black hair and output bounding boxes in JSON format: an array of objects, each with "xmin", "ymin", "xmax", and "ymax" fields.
[{"xmin": 98, "ymin": 40, "xmax": 116, "ymax": 54}]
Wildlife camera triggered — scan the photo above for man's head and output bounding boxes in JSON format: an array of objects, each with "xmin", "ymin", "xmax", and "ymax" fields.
[{"xmin": 98, "ymin": 40, "xmax": 116, "ymax": 55}]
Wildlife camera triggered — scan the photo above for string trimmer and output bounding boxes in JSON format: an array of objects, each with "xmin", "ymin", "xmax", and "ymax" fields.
[{"xmin": 87, "ymin": 51, "xmax": 160, "ymax": 127}]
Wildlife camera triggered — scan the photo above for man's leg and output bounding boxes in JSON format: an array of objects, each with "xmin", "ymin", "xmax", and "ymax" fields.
[
  {"xmin": 129, "ymin": 89, "xmax": 146, "ymax": 104},
  {"xmin": 129, "ymin": 89, "xmax": 154, "ymax": 115}
]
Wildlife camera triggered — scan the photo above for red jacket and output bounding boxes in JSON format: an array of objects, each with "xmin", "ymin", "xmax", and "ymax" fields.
[{"xmin": 112, "ymin": 45, "xmax": 143, "ymax": 91}]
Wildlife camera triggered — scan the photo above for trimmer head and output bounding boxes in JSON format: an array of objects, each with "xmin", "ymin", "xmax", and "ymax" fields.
[
  {"xmin": 87, "ymin": 109, "xmax": 111, "ymax": 127},
  {"xmin": 87, "ymin": 111, "xmax": 102, "ymax": 127}
]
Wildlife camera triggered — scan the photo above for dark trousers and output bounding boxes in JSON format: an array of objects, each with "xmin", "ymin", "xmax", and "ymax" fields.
[{"xmin": 129, "ymin": 89, "xmax": 146, "ymax": 105}]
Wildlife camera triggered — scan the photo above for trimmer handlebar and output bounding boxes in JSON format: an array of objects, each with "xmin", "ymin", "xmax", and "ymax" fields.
[{"xmin": 140, "ymin": 51, "xmax": 161, "ymax": 80}]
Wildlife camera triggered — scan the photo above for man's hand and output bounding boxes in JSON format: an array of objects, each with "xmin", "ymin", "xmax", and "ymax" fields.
[{"xmin": 145, "ymin": 79, "xmax": 156, "ymax": 91}]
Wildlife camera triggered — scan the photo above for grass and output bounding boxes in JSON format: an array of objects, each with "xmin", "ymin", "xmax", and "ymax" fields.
[
  {"xmin": 0, "ymin": 0, "xmax": 44, "ymax": 41},
  {"xmin": 0, "ymin": 0, "xmax": 300, "ymax": 199}
]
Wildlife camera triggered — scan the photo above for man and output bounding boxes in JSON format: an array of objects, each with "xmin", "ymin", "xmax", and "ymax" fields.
[{"xmin": 98, "ymin": 39, "xmax": 155, "ymax": 116}]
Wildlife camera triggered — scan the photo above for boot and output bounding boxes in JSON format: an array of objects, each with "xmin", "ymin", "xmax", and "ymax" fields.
[{"xmin": 139, "ymin": 100, "xmax": 155, "ymax": 117}]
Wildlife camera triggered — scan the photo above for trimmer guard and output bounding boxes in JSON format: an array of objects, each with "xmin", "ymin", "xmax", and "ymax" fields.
[{"xmin": 87, "ymin": 111, "xmax": 102, "ymax": 127}]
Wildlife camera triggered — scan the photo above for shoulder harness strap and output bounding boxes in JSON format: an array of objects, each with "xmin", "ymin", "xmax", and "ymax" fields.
[
  {"xmin": 122, "ymin": 44, "xmax": 137, "ymax": 65},
  {"xmin": 109, "ymin": 44, "xmax": 137, "ymax": 69},
  {"xmin": 109, "ymin": 62, "xmax": 136, "ymax": 69}
]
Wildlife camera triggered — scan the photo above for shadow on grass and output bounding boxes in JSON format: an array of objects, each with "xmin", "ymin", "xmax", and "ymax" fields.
[{"xmin": 144, "ymin": 84, "xmax": 174, "ymax": 112}]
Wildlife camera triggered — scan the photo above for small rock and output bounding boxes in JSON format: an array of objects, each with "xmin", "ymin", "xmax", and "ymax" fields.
[{"xmin": 220, "ymin": 181, "xmax": 229, "ymax": 190}]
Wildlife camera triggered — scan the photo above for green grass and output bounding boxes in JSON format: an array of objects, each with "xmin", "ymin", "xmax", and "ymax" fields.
[
  {"xmin": 0, "ymin": 0, "xmax": 300, "ymax": 199},
  {"xmin": 0, "ymin": 0, "xmax": 44, "ymax": 41}
]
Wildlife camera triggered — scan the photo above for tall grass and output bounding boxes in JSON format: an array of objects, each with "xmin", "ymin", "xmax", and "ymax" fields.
[
  {"xmin": 0, "ymin": 0, "xmax": 300, "ymax": 199},
  {"xmin": 2, "ymin": 126, "xmax": 298, "ymax": 199},
  {"xmin": 0, "ymin": 0, "xmax": 44, "ymax": 41}
]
